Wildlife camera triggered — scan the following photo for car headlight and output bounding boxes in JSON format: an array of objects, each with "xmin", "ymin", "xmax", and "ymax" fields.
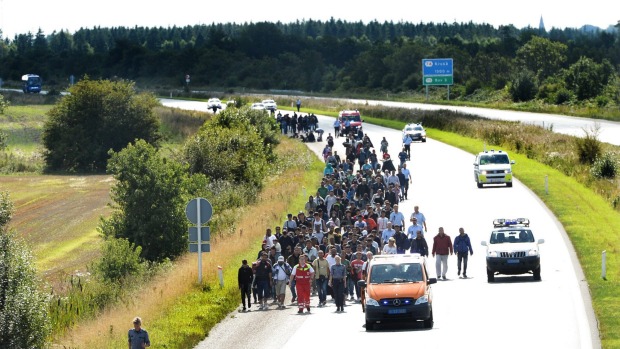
[
  {"xmin": 414, "ymin": 295, "xmax": 429, "ymax": 305},
  {"xmin": 481, "ymin": 170, "xmax": 487, "ymax": 175},
  {"xmin": 505, "ymin": 169, "xmax": 512, "ymax": 173},
  {"xmin": 528, "ymin": 249, "xmax": 539, "ymax": 256},
  {"xmin": 366, "ymin": 297, "xmax": 380, "ymax": 307},
  {"xmin": 488, "ymin": 251, "xmax": 498, "ymax": 257}
]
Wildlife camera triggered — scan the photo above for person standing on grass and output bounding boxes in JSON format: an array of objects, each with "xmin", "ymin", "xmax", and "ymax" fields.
[
  {"xmin": 291, "ymin": 254, "xmax": 315, "ymax": 314},
  {"xmin": 128, "ymin": 317, "xmax": 150, "ymax": 349},
  {"xmin": 238, "ymin": 260, "xmax": 254, "ymax": 311}
]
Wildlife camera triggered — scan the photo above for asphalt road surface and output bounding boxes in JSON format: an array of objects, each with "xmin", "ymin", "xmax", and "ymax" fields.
[{"xmin": 159, "ymin": 100, "xmax": 600, "ymax": 349}]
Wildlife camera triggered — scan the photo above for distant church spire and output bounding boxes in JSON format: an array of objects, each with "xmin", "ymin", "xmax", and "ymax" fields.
[{"xmin": 539, "ymin": 15, "xmax": 546, "ymax": 33}]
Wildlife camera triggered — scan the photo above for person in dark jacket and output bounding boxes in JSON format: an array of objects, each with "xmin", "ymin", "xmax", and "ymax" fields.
[
  {"xmin": 392, "ymin": 225, "xmax": 409, "ymax": 254},
  {"xmin": 409, "ymin": 230, "xmax": 429, "ymax": 256},
  {"xmin": 453, "ymin": 227, "xmax": 473, "ymax": 278},
  {"xmin": 238, "ymin": 260, "xmax": 254, "ymax": 311},
  {"xmin": 432, "ymin": 227, "xmax": 453, "ymax": 280}
]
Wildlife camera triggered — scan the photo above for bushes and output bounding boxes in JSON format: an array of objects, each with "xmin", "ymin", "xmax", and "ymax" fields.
[
  {"xmin": 42, "ymin": 78, "xmax": 161, "ymax": 173},
  {"xmin": 575, "ymin": 125, "xmax": 602, "ymax": 165},
  {"xmin": 509, "ymin": 70, "xmax": 538, "ymax": 102},
  {"xmin": 101, "ymin": 140, "xmax": 189, "ymax": 262},
  {"xmin": 591, "ymin": 152, "xmax": 618, "ymax": 179},
  {"xmin": 93, "ymin": 238, "xmax": 145, "ymax": 282},
  {"xmin": 0, "ymin": 192, "xmax": 51, "ymax": 348}
]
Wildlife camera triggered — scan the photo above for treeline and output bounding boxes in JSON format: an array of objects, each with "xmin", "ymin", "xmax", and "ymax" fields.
[{"xmin": 0, "ymin": 19, "xmax": 619, "ymax": 103}]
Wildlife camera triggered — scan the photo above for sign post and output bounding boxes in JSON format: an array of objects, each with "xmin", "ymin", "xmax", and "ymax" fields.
[
  {"xmin": 186, "ymin": 197, "xmax": 213, "ymax": 283},
  {"xmin": 422, "ymin": 58, "xmax": 454, "ymax": 100}
]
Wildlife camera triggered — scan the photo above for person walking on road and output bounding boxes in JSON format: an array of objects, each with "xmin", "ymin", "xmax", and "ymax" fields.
[
  {"xmin": 128, "ymin": 317, "xmax": 150, "ymax": 349},
  {"xmin": 330, "ymin": 256, "xmax": 347, "ymax": 312},
  {"xmin": 238, "ymin": 260, "xmax": 254, "ymax": 311},
  {"xmin": 254, "ymin": 252, "xmax": 273, "ymax": 310},
  {"xmin": 453, "ymin": 227, "xmax": 473, "ymax": 278},
  {"xmin": 291, "ymin": 254, "xmax": 315, "ymax": 314},
  {"xmin": 432, "ymin": 227, "xmax": 453, "ymax": 280},
  {"xmin": 409, "ymin": 230, "xmax": 429, "ymax": 256},
  {"xmin": 410, "ymin": 205, "xmax": 427, "ymax": 234},
  {"xmin": 313, "ymin": 250, "xmax": 330, "ymax": 307},
  {"xmin": 273, "ymin": 256, "xmax": 292, "ymax": 308},
  {"xmin": 296, "ymin": 99, "xmax": 302, "ymax": 112},
  {"xmin": 287, "ymin": 246, "xmax": 302, "ymax": 303}
]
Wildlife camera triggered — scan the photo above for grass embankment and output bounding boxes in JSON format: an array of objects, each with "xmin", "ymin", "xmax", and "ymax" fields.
[{"xmin": 56, "ymin": 137, "xmax": 325, "ymax": 348}]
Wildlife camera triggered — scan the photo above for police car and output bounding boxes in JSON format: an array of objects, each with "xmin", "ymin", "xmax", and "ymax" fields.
[
  {"xmin": 481, "ymin": 218, "xmax": 544, "ymax": 282},
  {"xmin": 473, "ymin": 149, "xmax": 515, "ymax": 188},
  {"xmin": 402, "ymin": 123, "xmax": 426, "ymax": 142}
]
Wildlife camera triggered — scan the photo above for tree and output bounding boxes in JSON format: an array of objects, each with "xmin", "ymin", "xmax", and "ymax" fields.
[
  {"xmin": 509, "ymin": 69, "xmax": 538, "ymax": 102},
  {"xmin": 0, "ymin": 192, "xmax": 51, "ymax": 348},
  {"xmin": 99, "ymin": 140, "xmax": 188, "ymax": 262},
  {"xmin": 516, "ymin": 36, "xmax": 567, "ymax": 81},
  {"xmin": 42, "ymin": 78, "xmax": 161, "ymax": 172},
  {"xmin": 564, "ymin": 57, "xmax": 615, "ymax": 100}
]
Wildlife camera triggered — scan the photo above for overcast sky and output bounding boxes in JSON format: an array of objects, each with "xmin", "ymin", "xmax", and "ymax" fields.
[{"xmin": 1, "ymin": 0, "xmax": 618, "ymax": 39}]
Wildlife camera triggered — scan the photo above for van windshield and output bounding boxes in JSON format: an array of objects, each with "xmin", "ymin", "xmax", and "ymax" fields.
[
  {"xmin": 480, "ymin": 154, "xmax": 509, "ymax": 165},
  {"xmin": 341, "ymin": 115, "xmax": 361, "ymax": 122},
  {"xmin": 490, "ymin": 230, "xmax": 534, "ymax": 244},
  {"xmin": 370, "ymin": 263, "xmax": 423, "ymax": 283}
]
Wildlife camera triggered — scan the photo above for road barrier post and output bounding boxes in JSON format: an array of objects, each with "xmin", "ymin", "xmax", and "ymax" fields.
[
  {"xmin": 545, "ymin": 175, "xmax": 549, "ymax": 195},
  {"xmin": 218, "ymin": 266, "xmax": 224, "ymax": 288},
  {"xmin": 602, "ymin": 250, "xmax": 607, "ymax": 280}
]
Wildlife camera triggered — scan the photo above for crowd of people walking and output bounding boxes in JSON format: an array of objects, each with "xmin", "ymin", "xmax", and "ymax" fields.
[{"xmin": 238, "ymin": 113, "xmax": 473, "ymax": 314}]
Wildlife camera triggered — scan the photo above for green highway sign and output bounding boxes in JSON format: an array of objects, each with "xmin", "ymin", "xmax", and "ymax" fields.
[{"xmin": 423, "ymin": 76, "xmax": 454, "ymax": 86}]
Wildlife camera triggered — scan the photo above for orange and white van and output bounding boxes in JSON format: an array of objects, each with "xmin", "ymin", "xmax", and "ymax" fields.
[{"xmin": 358, "ymin": 253, "xmax": 437, "ymax": 331}]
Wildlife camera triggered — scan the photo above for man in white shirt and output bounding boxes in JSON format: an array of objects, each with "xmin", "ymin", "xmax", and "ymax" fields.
[
  {"xmin": 410, "ymin": 205, "xmax": 427, "ymax": 233},
  {"xmin": 325, "ymin": 190, "xmax": 338, "ymax": 216},
  {"xmin": 381, "ymin": 222, "xmax": 396, "ymax": 246},
  {"xmin": 376, "ymin": 210, "xmax": 389, "ymax": 231},
  {"xmin": 264, "ymin": 228, "xmax": 277, "ymax": 249},
  {"xmin": 401, "ymin": 164, "xmax": 412, "ymax": 200},
  {"xmin": 407, "ymin": 217, "xmax": 424, "ymax": 239},
  {"xmin": 389, "ymin": 204, "xmax": 405, "ymax": 228}
]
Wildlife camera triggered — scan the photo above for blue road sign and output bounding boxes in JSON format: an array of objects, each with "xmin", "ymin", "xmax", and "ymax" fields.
[
  {"xmin": 189, "ymin": 243, "xmax": 211, "ymax": 253},
  {"xmin": 185, "ymin": 198, "xmax": 213, "ymax": 224},
  {"xmin": 189, "ymin": 226, "xmax": 211, "ymax": 242},
  {"xmin": 422, "ymin": 58, "xmax": 453, "ymax": 76}
]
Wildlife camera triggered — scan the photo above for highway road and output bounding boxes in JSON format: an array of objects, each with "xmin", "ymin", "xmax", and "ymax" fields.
[
  {"xmin": 333, "ymin": 97, "xmax": 620, "ymax": 146},
  {"xmin": 161, "ymin": 100, "xmax": 600, "ymax": 349}
]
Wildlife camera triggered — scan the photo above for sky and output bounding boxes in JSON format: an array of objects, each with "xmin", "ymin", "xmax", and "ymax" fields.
[{"xmin": 0, "ymin": 0, "xmax": 618, "ymax": 39}]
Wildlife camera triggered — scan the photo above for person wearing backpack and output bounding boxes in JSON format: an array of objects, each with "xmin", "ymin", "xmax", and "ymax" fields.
[
  {"xmin": 313, "ymin": 250, "xmax": 331, "ymax": 307},
  {"xmin": 273, "ymin": 256, "xmax": 292, "ymax": 309}
]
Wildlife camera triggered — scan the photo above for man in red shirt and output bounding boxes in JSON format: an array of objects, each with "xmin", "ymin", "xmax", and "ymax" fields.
[
  {"xmin": 432, "ymin": 227, "xmax": 453, "ymax": 280},
  {"xmin": 291, "ymin": 254, "xmax": 315, "ymax": 314},
  {"xmin": 350, "ymin": 251, "xmax": 365, "ymax": 302}
]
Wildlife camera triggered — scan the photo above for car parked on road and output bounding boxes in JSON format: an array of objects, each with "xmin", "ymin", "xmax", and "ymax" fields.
[
  {"xmin": 402, "ymin": 123, "xmax": 427, "ymax": 142},
  {"xmin": 473, "ymin": 149, "xmax": 515, "ymax": 188},
  {"xmin": 481, "ymin": 218, "xmax": 544, "ymax": 282},
  {"xmin": 358, "ymin": 254, "xmax": 436, "ymax": 331}
]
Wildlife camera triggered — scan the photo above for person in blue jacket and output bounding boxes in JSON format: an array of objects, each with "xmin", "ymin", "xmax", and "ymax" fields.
[{"xmin": 453, "ymin": 227, "xmax": 473, "ymax": 278}]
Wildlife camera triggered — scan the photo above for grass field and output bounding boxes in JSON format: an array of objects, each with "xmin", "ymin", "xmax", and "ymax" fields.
[{"xmin": 0, "ymin": 175, "xmax": 113, "ymax": 282}]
